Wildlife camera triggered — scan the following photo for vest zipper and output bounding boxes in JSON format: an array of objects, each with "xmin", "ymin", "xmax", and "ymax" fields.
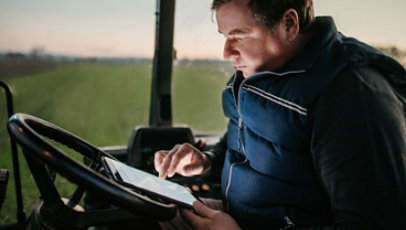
[
  {"xmin": 237, "ymin": 117, "xmax": 246, "ymax": 154},
  {"xmin": 225, "ymin": 72, "xmax": 247, "ymax": 211},
  {"xmin": 224, "ymin": 157, "xmax": 248, "ymax": 211}
]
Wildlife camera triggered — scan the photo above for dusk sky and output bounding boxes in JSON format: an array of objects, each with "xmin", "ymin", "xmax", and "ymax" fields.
[{"xmin": 0, "ymin": 0, "xmax": 405, "ymax": 59}]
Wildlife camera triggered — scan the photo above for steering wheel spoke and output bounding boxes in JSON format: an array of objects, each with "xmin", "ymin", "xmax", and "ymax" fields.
[{"xmin": 66, "ymin": 186, "xmax": 86, "ymax": 209}]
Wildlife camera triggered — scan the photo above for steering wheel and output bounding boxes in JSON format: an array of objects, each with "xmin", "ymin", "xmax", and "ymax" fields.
[{"xmin": 7, "ymin": 113, "xmax": 177, "ymax": 228}]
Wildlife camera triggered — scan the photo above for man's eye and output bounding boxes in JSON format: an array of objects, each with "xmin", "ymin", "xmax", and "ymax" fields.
[{"xmin": 223, "ymin": 36, "xmax": 245, "ymax": 42}]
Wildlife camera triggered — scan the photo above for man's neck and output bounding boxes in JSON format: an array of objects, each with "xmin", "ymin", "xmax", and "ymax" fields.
[{"xmin": 290, "ymin": 31, "xmax": 315, "ymax": 60}]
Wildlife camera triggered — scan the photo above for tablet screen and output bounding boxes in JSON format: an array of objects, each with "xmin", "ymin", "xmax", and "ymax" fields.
[{"xmin": 102, "ymin": 157, "xmax": 197, "ymax": 208}]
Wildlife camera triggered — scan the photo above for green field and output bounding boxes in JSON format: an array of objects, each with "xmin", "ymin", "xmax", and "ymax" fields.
[{"xmin": 0, "ymin": 58, "xmax": 233, "ymax": 225}]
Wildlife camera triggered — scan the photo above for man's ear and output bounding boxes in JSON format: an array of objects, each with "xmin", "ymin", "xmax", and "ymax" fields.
[{"xmin": 281, "ymin": 8, "xmax": 300, "ymax": 42}]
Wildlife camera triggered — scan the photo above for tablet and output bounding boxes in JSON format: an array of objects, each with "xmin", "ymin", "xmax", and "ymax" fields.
[{"xmin": 102, "ymin": 156, "xmax": 197, "ymax": 208}]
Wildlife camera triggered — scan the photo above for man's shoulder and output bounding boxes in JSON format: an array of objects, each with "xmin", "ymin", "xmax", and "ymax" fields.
[{"xmin": 315, "ymin": 65, "xmax": 403, "ymax": 113}]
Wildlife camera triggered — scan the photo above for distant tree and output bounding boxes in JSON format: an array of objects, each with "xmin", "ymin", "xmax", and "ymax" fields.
[
  {"xmin": 5, "ymin": 52, "xmax": 25, "ymax": 58},
  {"xmin": 376, "ymin": 45, "xmax": 406, "ymax": 66},
  {"xmin": 377, "ymin": 46, "xmax": 400, "ymax": 58},
  {"xmin": 30, "ymin": 46, "xmax": 45, "ymax": 59}
]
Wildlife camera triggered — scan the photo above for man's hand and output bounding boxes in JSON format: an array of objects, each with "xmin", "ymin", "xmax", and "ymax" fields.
[
  {"xmin": 154, "ymin": 143, "xmax": 211, "ymax": 179},
  {"xmin": 180, "ymin": 201, "xmax": 241, "ymax": 230}
]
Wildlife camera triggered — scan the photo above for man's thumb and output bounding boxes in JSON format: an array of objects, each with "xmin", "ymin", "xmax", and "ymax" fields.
[{"xmin": 192, "ymin": 201, "xmax": 213, "ymax": 218}]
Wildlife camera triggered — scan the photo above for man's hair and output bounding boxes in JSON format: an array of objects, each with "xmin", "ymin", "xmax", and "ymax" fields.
[{"xmin": 211, "ymin": 0, "xmax": 314, "ymax": 33}]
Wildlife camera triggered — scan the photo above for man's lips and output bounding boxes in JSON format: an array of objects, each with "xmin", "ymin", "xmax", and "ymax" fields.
[{"xmin": 234, "ymin": 65, "xmax": 246, "ymax": 69}]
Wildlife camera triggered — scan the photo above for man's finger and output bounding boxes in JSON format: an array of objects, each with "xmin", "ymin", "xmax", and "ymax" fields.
[
  {"xmin": 158, "ymin": 144, "xmax": 180, "ymax": 179},
  {"xmin": 182, "ymin": 162, "xmax": 204, "ymax": 176},
  {"xmin": 154, "ymin": 151, "xmax": 166, "ymax": 172},
  {"xmin": 180, "ymin": 206, "xmax": 203, "ymax": 228},
  {"xmin": 192, "ymin": 200, "xmax": 216, "ymax": 219}
]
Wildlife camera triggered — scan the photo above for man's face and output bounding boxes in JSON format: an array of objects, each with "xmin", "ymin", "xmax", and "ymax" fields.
[{"xmin": 216, "ymin": 0, "xmax": 289, "ymax": 78}]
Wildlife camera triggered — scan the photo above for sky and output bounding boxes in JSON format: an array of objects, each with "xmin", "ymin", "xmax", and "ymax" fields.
[{"xmin": 0, "ymin": 0, "xmax": 405, "ymax": 60}]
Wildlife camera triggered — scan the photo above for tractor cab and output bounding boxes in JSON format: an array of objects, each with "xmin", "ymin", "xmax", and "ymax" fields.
[{"xmin": 1, "ymin": 0, "xmax": 405, "ymax": 229}]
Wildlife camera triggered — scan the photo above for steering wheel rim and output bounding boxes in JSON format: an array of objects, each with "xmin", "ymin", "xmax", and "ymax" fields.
[{"xmin": 7, "ymin": 113, "xmax": 177, "ymax": 221}]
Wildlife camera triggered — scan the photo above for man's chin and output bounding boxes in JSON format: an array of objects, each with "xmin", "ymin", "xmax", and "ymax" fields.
[
  {"xmin": 241, "ymin": 70, "xmax": 256, "ymax": 78},
  {"xmin": 235, "ymin": 66, "xmax": 256, "ymax": 78}
]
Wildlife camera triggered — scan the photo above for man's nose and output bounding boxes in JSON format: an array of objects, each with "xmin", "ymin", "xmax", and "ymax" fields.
[{"xmin": 223, "ymin": 39, "xmax": 239, "ymax": 60}]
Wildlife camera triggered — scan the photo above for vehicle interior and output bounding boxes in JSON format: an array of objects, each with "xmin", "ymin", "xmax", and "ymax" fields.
[
  {"xmin": 0, "ymin": 0, "xmax": 227, "ymax": 229},
  {"xmin": 1, "ymin": 0, "xmax": 405, "ymax": 230}
]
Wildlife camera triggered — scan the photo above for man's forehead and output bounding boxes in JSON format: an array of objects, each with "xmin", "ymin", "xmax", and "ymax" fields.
[{"xmin": 215, "ymin": 0, "xmax": 256, "ymax": 34}]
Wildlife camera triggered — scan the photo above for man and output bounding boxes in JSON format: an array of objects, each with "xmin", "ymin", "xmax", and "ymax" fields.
[{"xmin": 155, "ymin": 0, "xmax": 406, "ymax": 229}]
